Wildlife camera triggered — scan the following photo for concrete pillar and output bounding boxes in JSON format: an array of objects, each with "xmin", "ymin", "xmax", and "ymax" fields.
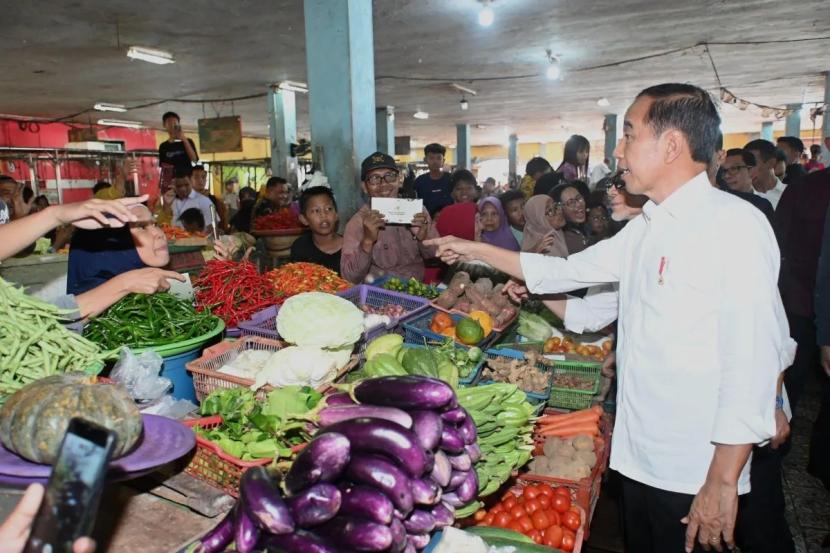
[
  {"xmin": 603, "ymin": 114, "xmax": 617, "ymax": 171},
  {"xmin": 456, "ymin": 124, "xmax": 471, "ymax": 169},
  {"xmin": 785, "ymin": 103, "xmax": 802, "ymax": 137},
  {"xmin": 304, "ymin": 0, "xmax": 376, "ymax": 222},
  {"xmin": 376, "ymin": 106, "xmax": 394, "ymax": 155},
  {"xmin": 761, "ymin": 121, "xmax": 774, "ymax": 142},
  {"xmin": 823, "ymin": 72, "xmax": 830, "ymax": 164},
  {"xmin": 267, "ymin": 87, "xmax": 297, "ymax": 184},
  {"xmin": 508, "ymin": 134, "xmax": 518, "ymax": 181}
]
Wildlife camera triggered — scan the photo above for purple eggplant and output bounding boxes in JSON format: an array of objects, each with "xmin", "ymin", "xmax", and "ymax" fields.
[
  {"xmin": 456, "ymin": 470, "xmax": 479, "ymax": 504},
  {"xmin": 448, "ymin": 452, "xmax": 472, "ymax": 472},
  {"xmin": 407, "ymin": 533, "xmax": 431, "ymax": 550},
  {"xmin": 403, "ymin": 510, "xmax": 436, "ymax": 534},
  {"xmin": 410, "ymin": 477, "xmax": 441, "ymax": 506},
  {"xmin": 458, "ymin": 414, "xmax": 478, "ymax": 445},
  {"xmin": 409, "ymin": 410, "xmax": 443, "ymax": 451},
  {"xmin": 194, "ymin": 507, "xmax": 235, "ymax": 553},
  {"xmin": 346, "ymin": 453, "xmax": 414, "ymax": 514},
  {"xmin": 285, "ymin": 433, "xmax": 351, "ymax": 494},
  {"xmin": 431, "ymin": 503, "xmax": 454, "ymax": 528},
  {"xmin": 465, "ymin": 443, "xmax": 481, "ymax": 463},
  {"xmin": 352, "ymin": 376, "xmax": 454, "ymax": 410},
  {"xmin": 234, "ymin": 505, "xmax": 260, "ymax": 553},
  {"xmin": 339, "ymin": 484, "xmax": 395, "ymax": 525},
  {"xmin": 403, "ymin": 543, "xmax": 417, "ymax": 553},
  {"xmin": 239, "ymin": 467, "xmax": 294, "ymax": 535},
  {"xmin": 389, "ymin": 518, "xmax": 407, "ymax": 553},
  {"xmin": 319, "ymin": 417, "xmax": 427, "ymax": 478},
  {"xmin": 317, "ymin": 516, "xmax": 393, "ymax": 552},
  {"xmin": 259, "ymin": 529, "xmax": 339, "ymax": 553},
  {"xmin": 440, "ymin": 406, "xmax": 467, "ymax": 425},
  {"xmin": 441, "ymin": 500, "xmax": 456, "ymax": 515},
  {"xmin": 441, "ymin": 492, "xmax": 464, "ymax": 508},
  {"xmin": 324, "ymin": 392, "xmax": 356, "ymax": 406},
  {"xmin": 440, "ymin": 426, "xmax": 465, "ymax": 454},
  {"xmin": 446, "ymin": 470, "xmax": 467, "ymax": 492},
  {"xmin": 318, "ymin": 405, "xmax": 413, "ymax": 429},
  {"xmin": 430, "ymin": 450, "xmax": 452, "ymax": 487},
  {"xmin": 286, "ymin": 483, "xmax": 341, "ymax": 528}
]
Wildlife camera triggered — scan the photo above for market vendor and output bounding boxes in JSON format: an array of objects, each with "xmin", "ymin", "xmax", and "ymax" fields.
[
  {"xmin": 172, "ymin": 172, "xmax": 214, "ymax": 234},
  {"xmin": 341, "ymin": 151, "xmax": 439, "ymax": 283},
  {"xmin": 426, "ymin": 83, "xmax": 794, "ymax": 553},
  {"xmin": 255, "ymin": 176, "xmax": 296, "ymax": 217}
]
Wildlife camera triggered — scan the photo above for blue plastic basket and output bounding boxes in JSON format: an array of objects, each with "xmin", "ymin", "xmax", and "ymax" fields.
[
  {"xmin": 337, "ymin": 285, "xmax": 431, "ymax": 342},
  {"xmin": 237, "ymin": 305, "xmax": 280, "ymax": 340},
  {"xmin": 401, "ymin": 342, "xmax": 484, "ymax": 385},
  {"xmin": 478, "ymin": 348, "xmax": 553, "ymax": 404},
  {"xmin": 402, "ymin": 308, "xmax": 499, "ymax": 349}
]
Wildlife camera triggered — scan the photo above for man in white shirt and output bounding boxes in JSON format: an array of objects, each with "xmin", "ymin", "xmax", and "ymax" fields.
[
  {"xmin": 745, "ymin": 139, "xmax": 787, "ymax": 209},
  {"xmin": 589, "ymin": 158, "xmax": 613, "ymax": 188},
  {"xmin": 427, "ymin": 83, "xmax": 794, "ymax": 553},
  {"xmin": 172, "ymin": 173, "xmax": 214, "ymax": 234}
]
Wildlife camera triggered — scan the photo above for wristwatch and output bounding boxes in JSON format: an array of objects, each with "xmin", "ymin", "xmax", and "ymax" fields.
[{"xmin": 775, "ymin": 395, "xmax": 784, "ymax": 410}]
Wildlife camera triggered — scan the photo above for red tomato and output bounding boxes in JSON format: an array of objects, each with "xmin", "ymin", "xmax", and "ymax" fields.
[
  {"xmin": 561, "ymin": 529, "xmax": 576, "ymax": 552},
  {"xmin": 553, "ymin": 486, "xmax": 571, "ymax": 498},
  {"xmin": 562, "ymin": 510, "xmax": 581, "ymax": 532},
  {"xmin": 494, "ymin": 512, "xmax": 511, "ymax": 528},
  {"xmin": 507, "ymin": 520, "xmax": 524, "ymax": 534},
  {"xmin": 523, "ymin": 485, "xmax": 540, "ymax": 500},
  {"xmin": 531, "ymin": 510, "xmax": 551, "ymax": 530},
  {"xmin": 537, "ymin": 494, "xmax": 551, "ymax": 509},
  {"xmin": 517, "ymin": 515, "xmax": 534, "ymax": 533},
  {"xmin": 510, "ymin": 505, "xmax": 527, "ymax": 520},
  {"xmin": 552, "ymin": 494, "xmax": 572, "ymax": 513},
  {"xmin": 483, "ymin": 513, "xmax": 495, "ymax": 526},
  {"xmin": 474, "ymin": 509, "xmax": 487, "ymax": 522},
  {"xmin": 568, "ymin": 505, "xmax": 581, "ymax": 515},
  {"xmin": 544, "ymin": 525, "xmax": 564, "ymax": 548},
  {"xmin": 547, "ymin": 510, "xmax": 561, "ymax": 527},
  {"xmin": 529, "ymin": 529, "xmax": 543, "ymax": 544},
  {"xmin": 502, "ymin": 496, "xmax": 517, "ymax": 510},
  {"xmin": 536, "ymin": 483, "xmax": 555, "ymax": 497},
  {"xmin": 524, "ymin": 499, "xmax": 541, "ymax": 515},
  {"xmin": 491, "ymin": 503, "xmax": 504, "ymax": 514}
]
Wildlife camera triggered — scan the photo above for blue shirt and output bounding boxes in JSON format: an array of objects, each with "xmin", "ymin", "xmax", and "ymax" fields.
[{"xmin": 413, "ymin": 172, "xmax": 453, "ymax": 216}]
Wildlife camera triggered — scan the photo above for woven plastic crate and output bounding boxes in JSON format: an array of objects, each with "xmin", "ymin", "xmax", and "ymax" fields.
[
  {"xmin": 402, "ymin": 309, "xmax": 499, "ymax": 349},
  {"xmin": 237, "ymin": 305, "xmax": 280, "ymax": 340},
  {"xmin": 337, "ymin": 284, "xmax": 431, "ymax": 341},
  {"xmin": 402, "ymin": 343, "xmax": 484, "ymax": 385},
  {"xmin": 547, "ymin": 359, "xmax": 602, "ymax": 410},
  {"xmin": 478, "ymin": 348, "xmax": 553, "ymax": 403}
]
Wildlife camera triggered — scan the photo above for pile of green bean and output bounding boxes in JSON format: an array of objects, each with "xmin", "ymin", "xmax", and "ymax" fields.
[
  {"xmin": 0, "ymin": 278, "xmax": 111, "ymax": 404},
  {"xmin": 84, "ymin": 292, "xmax": 219, "ymax": 350}
]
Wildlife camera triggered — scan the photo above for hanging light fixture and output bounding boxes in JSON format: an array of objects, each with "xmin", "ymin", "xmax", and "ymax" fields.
[
  {"xmin": 460, "ymin": 98, "xmax": 469, "ymax": 110},
  {"xmin": 126, "ymin": 46, "xmax": 174, "ymax": 65},
  {"xmin": 97, "ymin": 118, "xmax": 143, "ymax": 129},
  {"xmin": 413, "ymin": 111, "xmax": 429, "ymax": 120},
  {"xmin": 597, "ymin": 98, "xmax": 610, "ymax": 108},
  {"xmin": 545, "ymin": 49, "xmax": 561, "ymax": 80},
  {"xmin": 478, "ymin": 1, "xmax": 495, "ymax": 27},
  {"xmin": 737, "ymin": 100, "xmax": 749, "ymax": 111},
  {"xmin": 93, "ymin": 102, "xmax": 127, "ymax": 112}
]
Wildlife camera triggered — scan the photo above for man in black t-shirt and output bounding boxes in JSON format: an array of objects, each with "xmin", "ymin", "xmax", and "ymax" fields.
[
  {"xmin": 290, "ymin": 186, "xmax": 342, "ymax": 274},
  {"xmin": 777, "ymin": 136, "xmax": 807, "ymax": 185},
  {"xmin": 158, "ymin": 111, "xmax": 198, "ymax": 191},
  {"xmin": 721, "ymin": 148, "xmax": 774, "ymax": 225},
  {"xmin": 413, "ymin": 143, "xmax": 453, "ymax": 217}
]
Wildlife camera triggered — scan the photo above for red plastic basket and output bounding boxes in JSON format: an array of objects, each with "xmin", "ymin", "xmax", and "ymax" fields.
[{"xmin": 504, "ymin": 481, "xmax": 587, "ymax": 552}]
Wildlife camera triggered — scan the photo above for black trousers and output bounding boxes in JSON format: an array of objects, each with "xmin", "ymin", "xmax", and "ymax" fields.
[
  {"xmin": 621, "ymin": 476, "xmax": 706, "ymax": 553},
  {"xmin": 808, "ymin": 371, "xmax": 830, "ymax": 490},
  {"xmin": 786, "ymin": 314, "xmax": 818, "ymax": 414},
  {"xmin": 735, "ymin": 445, "xmax": 795, "ymax": 553}
]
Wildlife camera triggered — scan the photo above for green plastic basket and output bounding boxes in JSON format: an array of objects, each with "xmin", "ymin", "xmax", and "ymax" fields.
[{"xmin": 547, "ymin": 358, "xmax": 601, "ymax": 410}]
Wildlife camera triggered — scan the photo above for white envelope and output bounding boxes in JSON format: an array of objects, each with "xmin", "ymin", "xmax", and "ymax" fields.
[{"xmin": 371, "ymin": 197, "xmax": 424, "ymax": 224}]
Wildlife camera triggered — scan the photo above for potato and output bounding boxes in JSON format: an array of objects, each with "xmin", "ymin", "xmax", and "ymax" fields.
[
  {"xmin": 572, "ymin": 434, "xmax": 594, "ymax": 451},
  {"xmin": 574, "ymin": 449, "xmax": 597, "ymax": 467},
  {"xmin": 529, "ymin": 457, "xmax": 549, "ymax": 474},
  {"xmin": 571, "ymin": 462, "xmax": 592, "ymax": 479}
]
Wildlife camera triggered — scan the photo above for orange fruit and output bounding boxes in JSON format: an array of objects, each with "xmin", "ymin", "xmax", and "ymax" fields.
[
  {"xmin": 440, "ymin": 326, "xmax": 456, "ymax": 338},
  {"xmin": 431, "ymin": 312, "xmax": 454, "ymax": 331}
]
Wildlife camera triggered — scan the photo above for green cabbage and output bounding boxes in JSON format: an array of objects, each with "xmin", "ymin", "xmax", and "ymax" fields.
[
  {"xmin": 516, "ymin": 310, "xmax": 553, "ymax": 342},
  {"xmin": 277, "ymin": 292, "xmax": 363, "ymax": 349}
]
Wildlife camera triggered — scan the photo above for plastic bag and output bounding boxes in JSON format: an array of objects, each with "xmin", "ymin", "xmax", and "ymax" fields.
[
  {"xmin": 111, "ymin": 348, "xmax": 171, "ymax": 402},
  {"xmin": 140, "ymin": 396, "xmax": 198, "ymax": 419}
]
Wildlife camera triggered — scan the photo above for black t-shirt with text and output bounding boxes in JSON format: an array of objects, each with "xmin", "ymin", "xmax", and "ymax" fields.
[
  {"xmin": 289, "ymin": 232, "xmax": 342, "ymax": 274},
  {"xmin": 158, "ymin": 139, "xmax": 198, "ymax": 187}
]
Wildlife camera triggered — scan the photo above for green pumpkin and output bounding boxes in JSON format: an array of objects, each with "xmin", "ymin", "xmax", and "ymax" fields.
[{"xmin": 0, "ymin": 374, "xmax": 143, "ymax": 464}]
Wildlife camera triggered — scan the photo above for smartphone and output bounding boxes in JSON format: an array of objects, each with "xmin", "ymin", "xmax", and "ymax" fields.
[{"xmin": 23, "ymin": 418, "xmax": 117, "ymax": 553}]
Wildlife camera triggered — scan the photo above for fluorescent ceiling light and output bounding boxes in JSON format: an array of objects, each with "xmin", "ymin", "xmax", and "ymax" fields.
[
  {"xmin": 478, "ymin": 5, "xmax": 494, "ymax": 27},
  {"xmin": 127, "ymin": 46, "xmax": 174, "ymax": 65},
  {"xmin": 278, "ymin": 81, "xmax": 308, "ymax": 93},
  {"xmin": 546, "ymin": 65, "xmax": 561, "ymax": 80},
  {"xmin": 596, "ymin": 98, "xmax": 610, "ymax": 108},
  {"xmin": 460, "ymin": 99, "xmax": 469, "ymax": 110},
  {"xmin": 97, "ymin": 118, "xmax": 143, "ymax": 129},
  {"xmin": 451, "ymin": 83, "xmax": 477, "ymax": 96},
  {"xmin": 94, "ymin": 102, "xmax": 127, "ymax": 112},
  {"xmin": 413, "ymin": 111, "xmax": 429, "ymax": 120}
]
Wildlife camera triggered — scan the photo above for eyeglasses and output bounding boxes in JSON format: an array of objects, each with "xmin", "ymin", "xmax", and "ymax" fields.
[
  {"xmin": 366, "ymin": 172, "xmax": 399, "ymax": 186},
  {"xmin": 562, "ymin": 195, "xmax": 585, "ymax": 208},
  {"xmin": 724, "ymin": 165, "xmax": 753, "ymax": 175},
  {"xmin": 590, "ymin": 214, "xmax": 608, "ymax": 222},
  {"xmin": 545, "ymin": 203, "xmax": 564, "ymax": 216},
  {"xmin": 607, "ymin": 177, "xmax": 626, "ymax": 191}
]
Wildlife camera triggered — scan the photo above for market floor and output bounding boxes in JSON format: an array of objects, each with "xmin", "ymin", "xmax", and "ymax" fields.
[{"xmin": 584, "ymin": 372, "xmax": 830, "ymax": 553}]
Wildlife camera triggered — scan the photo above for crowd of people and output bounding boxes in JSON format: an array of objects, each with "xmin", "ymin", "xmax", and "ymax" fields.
[{"xmin": 0, "ymin": 83, "xmax": 829, "ymax": 552}]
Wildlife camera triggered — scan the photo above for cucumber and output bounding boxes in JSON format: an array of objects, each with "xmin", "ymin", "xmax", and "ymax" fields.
[
  {"xmin": 483, "ymin": 536, "xmax": 563, "ymax": 553},
  {"xmin": 465, "ymin": 526, "xmax": 534, "ymax": 544}
]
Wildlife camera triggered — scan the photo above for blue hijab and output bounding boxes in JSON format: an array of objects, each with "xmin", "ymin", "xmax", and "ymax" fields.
[{"xmin": 67, "ymin": 227, "xmax": 145, "ymax": 295}]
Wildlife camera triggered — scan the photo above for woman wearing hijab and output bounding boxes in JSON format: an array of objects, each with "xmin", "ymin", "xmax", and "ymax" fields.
[
  {"xmin": 477, "ymin": 196, "xmax": 520, "ymax": 251},
  {"xmin": 521, "ymin": 195, "xmax": 569, "ymax": 257}
]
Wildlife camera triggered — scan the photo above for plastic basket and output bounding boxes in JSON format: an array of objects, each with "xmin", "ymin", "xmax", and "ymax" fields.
[
  {"xmin": 506, "ymin": 481, "xmax": 588, "ymax": 548},
  {"xmin": 478, "ymin": 348, "xmax": 553, "ymax": 403},
  {"xmin": 402, "ymin": 343, "xmax": 484, "ymax": 385},
  {"xmin": 402, "ymin": 309, "xmax": 499, "ymax": 349},
  {"xmin": 237, "ymin": 305, "xmax": 280, "ymax": 340},
  {"xmin": 431, "ymin": 303, "xmax": 518, "ymax": 334},
  {"xmin": 337, "ymin": 285, "xmax": 431, "ymax": 342},
  {"xmin": 547, "ymin": 359, "xmax": 602, "ymax": 410}
]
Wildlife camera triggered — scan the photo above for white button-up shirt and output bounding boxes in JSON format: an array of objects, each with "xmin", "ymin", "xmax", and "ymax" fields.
[
  {"xmin": 521, "ymin": 172, "xmax": 795, "ymax": 495},
  {"xmin": 563, "ymin": 284, "xmax": 619, "ymax": 334},
  {"xmin": 754, "ymin": 177, "xmax": 786, "ymax": 210},
  {"xmin": 172, "ymin": 189, "xmax": 215, "ymax": 230}
]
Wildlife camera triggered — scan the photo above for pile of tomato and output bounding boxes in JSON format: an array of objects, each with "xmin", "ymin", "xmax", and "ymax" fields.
[{"xmin": 474, "ymin": 483, "xmax": 581, "ymax": 551}]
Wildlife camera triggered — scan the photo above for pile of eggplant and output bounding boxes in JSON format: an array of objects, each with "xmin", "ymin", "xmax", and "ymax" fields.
[{"xmin": 195, "ymin": 375, "xmax": 481, "ymax": 552}]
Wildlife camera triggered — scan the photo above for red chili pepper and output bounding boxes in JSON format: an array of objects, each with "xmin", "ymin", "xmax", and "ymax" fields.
[
  {"xmin": 252, "ymin": 208, "xmax": 301, "ymax": 231},
  {"xmin": 193, "ymin": 259, "xmax": 284, "ymax": 327},
  {"xmin": 266, "ymin": 262, "xmax": 350, "ymax": 297}
]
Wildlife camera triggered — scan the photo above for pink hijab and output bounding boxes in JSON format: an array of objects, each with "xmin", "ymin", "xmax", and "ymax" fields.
[{"xmin": 521, "ymin": 195, "xmax": 568, "ymax": 257}]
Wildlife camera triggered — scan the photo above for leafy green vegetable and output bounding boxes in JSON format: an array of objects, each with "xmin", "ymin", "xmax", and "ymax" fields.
[
  {"xmin": 276, "ymin": 292, "xmax": 364, "ymax": 349},
  {"xmin": 516, "ymin": 310, "xmax": 554, "ymax": 342}
]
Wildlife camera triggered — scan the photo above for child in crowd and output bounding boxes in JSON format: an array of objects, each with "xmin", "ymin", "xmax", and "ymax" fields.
[
  {"xmin": 477, "ymin": 196, "xmax": 520, "ymax": 251},
  {"xmin": 557, "ymin": 134, "xmax": 590, "ymax": 181},
  {"xmin": 290, "ymin": 186, "xmax": 343, "ymax": 274},
  {"xmin": 499, "ymin": 190, "xmax": 526, "ymax": 246},
  {"xmin": 179, "ymin": 208, "xmax": 206, "ymax": 235},
  {"xmin": 341, "ymin": 152, "xmax": 438, "ymax": 283},
  {"xmin": 435, "ymin": 169, "xmax": 478, "ymax": 240}
]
